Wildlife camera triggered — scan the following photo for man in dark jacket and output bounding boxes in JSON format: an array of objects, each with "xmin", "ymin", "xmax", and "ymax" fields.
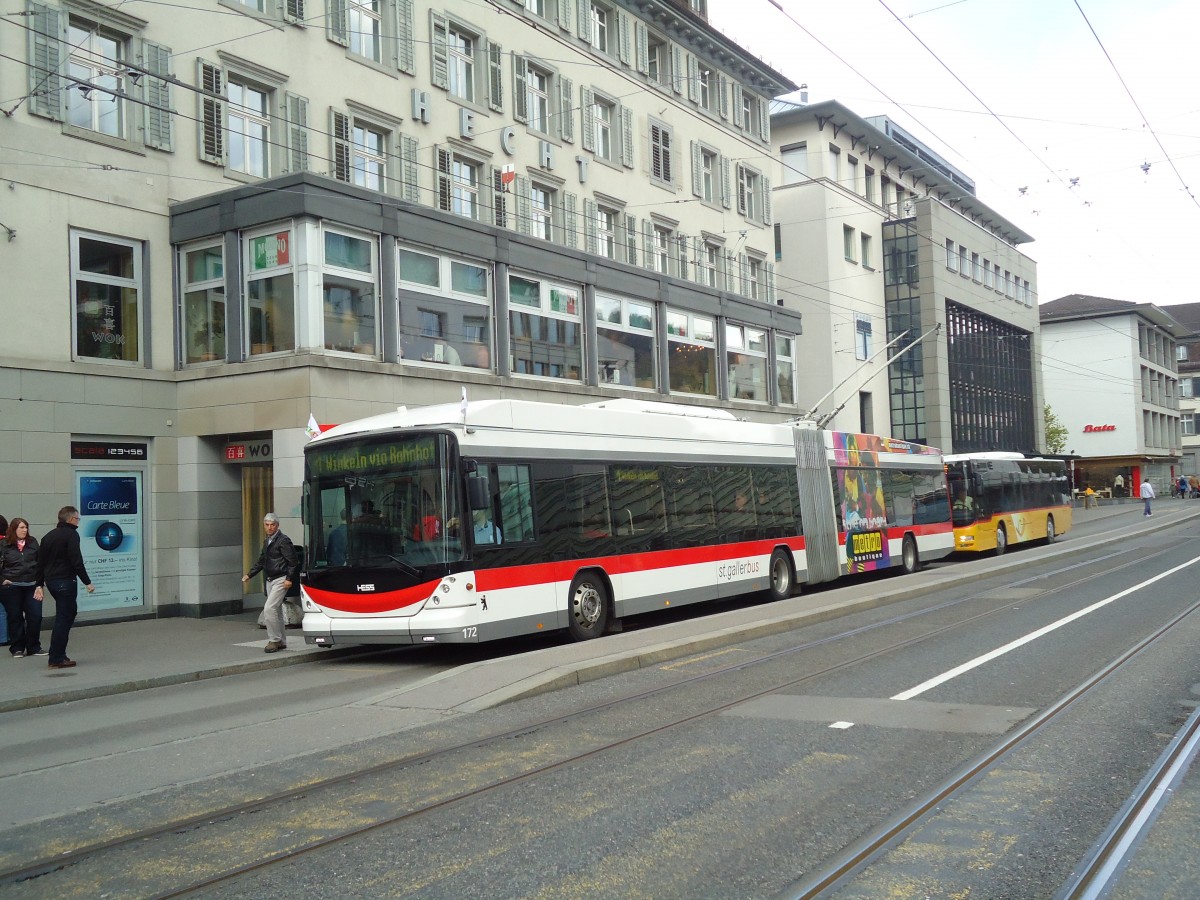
[
  {"xmin": 37, "ymin": 506, "xmax": 95, "ymax": 669},
  {"xmin": 242, "ymin": 513, "xmax": 299, "ymax": 653}
]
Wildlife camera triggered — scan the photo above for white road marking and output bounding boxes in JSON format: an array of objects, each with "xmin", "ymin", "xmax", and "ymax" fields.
[
  {"xmin": 829, "ymin": 721, "xmax": 855, "ymax": 729},
  {"xmin": 891, "ymin": 554, "xmax": 1200, "ymax": 701}
]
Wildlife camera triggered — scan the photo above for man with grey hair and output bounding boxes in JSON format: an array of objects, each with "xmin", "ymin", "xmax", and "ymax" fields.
[{"xmin": 243, "ymin": 513, "xmax": 299, "ymax": 652}]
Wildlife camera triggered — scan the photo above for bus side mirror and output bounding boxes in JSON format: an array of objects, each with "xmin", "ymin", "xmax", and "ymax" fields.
[{"xmin": 467, "ymin": 475, "xmax": 489, "ymax": 511}]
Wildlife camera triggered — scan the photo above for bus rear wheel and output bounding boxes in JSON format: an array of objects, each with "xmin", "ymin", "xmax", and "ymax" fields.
[
  {"xmin": 1046, "ymin": 516, "xmax": 1057, "ymax": 544},
  {"xmin": 901, "ymin": 535, "xmax": 920, "ymax": 574},
  {"xmin": 567, "ymin": 572, "xmax": 610, "ymax": 641},
  {"xmin": 767, "ymin": 549, "xmax": 794, "ymax": 601},
  {"xmin": 994, "ymin": 524, "xmax": 1008, "ymax": 556}
]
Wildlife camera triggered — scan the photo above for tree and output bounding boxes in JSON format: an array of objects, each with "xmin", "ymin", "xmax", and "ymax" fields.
[{"xmin": 1044, "ymin": 404, "xmax": 1068, "ymax": 454}]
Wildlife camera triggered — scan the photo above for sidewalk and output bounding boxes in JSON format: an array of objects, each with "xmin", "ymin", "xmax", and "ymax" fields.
[{"xmin": 3, "ymin": 498, "xmax": 1196, "ymax": 716}]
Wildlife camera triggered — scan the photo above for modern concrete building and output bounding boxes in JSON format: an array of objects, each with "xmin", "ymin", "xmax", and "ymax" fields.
[
  {"xmin": 2, "ymin": 0, "xmax": 795, "ymax": 620},
  {"xmin": 769, "ymin": 99, "xmax": 1043, "ymax": 451},
  {"xmin": 1039, "ymin": 295, "xmax": 1186, "ymax": 495}
]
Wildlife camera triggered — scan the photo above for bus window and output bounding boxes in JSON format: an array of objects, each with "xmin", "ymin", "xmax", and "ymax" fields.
[
  {"xmin": 888, "ymin": 470, "xmax": 916, "ymax": 527},
  {"xmin": 497, "ymin": 464, "xmax": 534, "ymax": 543},
  {"xmin": 753, "ymin": 466, "xmax": 797, "ymax": 538},
  {"xmin": 714, "ymin": 466, "xmax": 756, "ymax": 537},
  {"xmin": 610, "ymin": 465, "xmax": 668, "ymax": 539},
  {"xmin": 666, "ymin": 465, "xmax": 716, "ymax": 540}
]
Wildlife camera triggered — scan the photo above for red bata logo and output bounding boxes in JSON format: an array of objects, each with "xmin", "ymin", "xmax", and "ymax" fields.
[{"xmin": 1082, "ymin": 424, "xmax": 1116, "ymax": 432}]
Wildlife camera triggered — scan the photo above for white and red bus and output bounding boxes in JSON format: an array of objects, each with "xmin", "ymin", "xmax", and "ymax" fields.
[{"xmin": 299, "ymin": 398, "xmax": 952, "ymax": 646}]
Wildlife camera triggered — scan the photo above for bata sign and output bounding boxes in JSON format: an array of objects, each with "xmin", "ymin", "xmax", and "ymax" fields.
[{"xmin": 1082, "ymin": 424, "xmax": 1116, "ymax": 432}]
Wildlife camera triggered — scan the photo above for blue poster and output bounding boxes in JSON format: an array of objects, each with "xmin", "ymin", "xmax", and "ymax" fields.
[{"xmin": 76, "ymin": 471, "xmax": 144, "ymax": 611}]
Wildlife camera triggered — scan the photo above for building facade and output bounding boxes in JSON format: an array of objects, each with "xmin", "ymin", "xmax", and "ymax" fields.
[
  {"xmin": 3, "ymin": 0, "xmax": 795, "ymax": 620},
  {"xmin": 769, "ymin": 100, "xmax": 1043, "ymax": 451},
  {"xmin": 1039, "ymin": 295, "xmax": 1185, "ymax": 496}
]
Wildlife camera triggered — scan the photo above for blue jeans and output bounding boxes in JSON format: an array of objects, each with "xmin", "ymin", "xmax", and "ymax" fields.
[
  {"xmin": 2, "ymin": 585, "xmax": 43, "ymax": 655},
  {"xmin": 46, "ymin": 578, "xmax": 79, "ymax": 664},
  {"xmin": 1144, "ymin": 498, "xmax": 1153, "ymax": 515}
]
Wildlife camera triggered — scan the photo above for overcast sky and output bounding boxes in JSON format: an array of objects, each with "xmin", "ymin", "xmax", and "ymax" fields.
[{"xmin": 708, "ymin": 0, "xmax": 1200, "ymax": 307}]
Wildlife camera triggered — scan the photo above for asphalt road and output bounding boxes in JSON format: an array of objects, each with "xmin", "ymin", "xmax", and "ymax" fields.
[{"xmin": 5, "ymin": 505, "xmax": 1200, "ymax": 898}]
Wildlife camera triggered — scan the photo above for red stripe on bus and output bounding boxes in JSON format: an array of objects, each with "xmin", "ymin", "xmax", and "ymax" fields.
[{"xmin": 305, "ymin": 582, "xmax": 435, "ymax": 615}]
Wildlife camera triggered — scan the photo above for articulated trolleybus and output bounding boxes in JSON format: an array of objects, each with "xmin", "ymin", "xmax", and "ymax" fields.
[
  {"xmin": 299, "ymin": 398, "xmax": 953, "ymax": 646},
  {"xmin": 944, "ymin": 452, "xmax": 1072, "ymax": 555}
]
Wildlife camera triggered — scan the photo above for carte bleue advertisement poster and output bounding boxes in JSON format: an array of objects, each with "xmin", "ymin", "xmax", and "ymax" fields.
[{"xmin": 76, "ymin": 471, "xmax": 144, "ymax": 612}]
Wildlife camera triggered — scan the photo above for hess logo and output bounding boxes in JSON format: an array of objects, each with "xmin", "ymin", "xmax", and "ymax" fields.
[{"xmin": 356, "ymin": 583, "xmax": 375, "ymax": 592}]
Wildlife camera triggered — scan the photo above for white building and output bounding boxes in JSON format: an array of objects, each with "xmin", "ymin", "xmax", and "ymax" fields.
[
  {"xmin": 1039, "ymin": 295, "xmax": 1185, "ymax": 495},
  {"xmin": 770, "ymin": 99, "xmax": 1043, "ymax": 451},
  {"xmin": 2, "ymin": 0, "xmax": 795, "ymax": 620}
]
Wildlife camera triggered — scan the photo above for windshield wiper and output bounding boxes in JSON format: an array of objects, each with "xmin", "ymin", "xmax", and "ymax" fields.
[{"xmin": 387, "ymin": 555, "xmax": 421, "ymax": 578}]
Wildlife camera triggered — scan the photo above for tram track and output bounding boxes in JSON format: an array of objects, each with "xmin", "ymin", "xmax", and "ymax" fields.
[
  {"xmin": 780, "ymin": 593, "xmax": 1200, "ymax": 899},
  {"xmin": 0, "ymin": 544, "xmax": 1176, "ymax": 897}
]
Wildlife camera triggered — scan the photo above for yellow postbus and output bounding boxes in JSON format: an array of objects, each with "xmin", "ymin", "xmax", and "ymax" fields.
[{"xmin": 944, "ymin": 452, "xmax": 1072, "ymax": 555}]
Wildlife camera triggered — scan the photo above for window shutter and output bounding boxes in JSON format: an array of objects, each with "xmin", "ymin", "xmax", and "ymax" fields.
[
  {"xmin": 739, "ymin": 253, "xmax": 749, "ymax": 295},
  {"xmin": 758, "ymin": 97, "xmax": 770, "ymax": 142},
  {"xmin": 563, "ymin": 192, "xmax": 577, "ymax": 248},
  {"xmin": 642, "ymin": 220, "xmax": 654, "ymax": 270},
  {"xmin": 690, "ymin": 141, "xmax": 701, "ymax": 197},
  {"xmin": 395, "ymin": 0, "xmax": 415, "ymax": 73},
  {"xmin": 556, "ymin": 0, "xmax": 572, "ymax": 32},
  {"xmin": 512, "ymin": 54, "xmax": 528, "ymax": 123},
  {"xmin": 284, "ymin": 0, "xmax": 305, "ymax": 23},
  {"xmin": 576, "ymin": 0, "xmax": 590, "ymax": 40},
  {"xmin": 436, "ymin": 148, "xmax": 452, "ymax": 211},
  {"xmin": 141, "ymin": 41, "xmax": 173, "ymax": 151},
  {"xmin": 617, "ymin": 11, "xmax": 631, "ymax": 65},
  {"xmin": 28, "ymin": 1, "xmax": 64, "ymax": 122},
  {"xmin": 328, "ymin": 0, "xmax": 348, "ymax": 46},
  {"xmin": 676, "ymin": 233, "xmax": 688, "ymax": 280},
  {"xmin": 430, "ymin": 12, "xmax": 449, "ymax": 89},
  {"xmin": 767, "ymin": 263, "xmax": 777, "ymax": 304},
  {"xmin": 634, "ymin": 21, "xmax": 648, "ymax": 74},
  {"xmin": 492, "ymin": 167, "xmax": 507, "ymax": 227},
  {"xmin": 487, "ymin": 41, "xmax": 503, "ymax": 112},
  {"xmin": 331, "ymin": 110, "xmax": 351, "ymax": 182},
  {"xmin": 580, "ymin": 86, "xmax": 595, "ymax": 152},
  {"xmin": 515, "ymin": 175, "xmax": 531, "ymax": 235},
  {"xmin": 620, "ymin": 105, "xmax": 634, "ymax": 168},
  {"xmin": 718, "ymin": 74, "xmax": 729, "ymax": 119},
  {"xmin": 671, "ymin": 44, "xmax": 683, "ymax": 94},
  {"xmin": 736, "ymin": 163, "xmax": 746, "ymax": 215},
  {"xmin": 197, "ymin": 59, "xmax": 225, "ymax": 165},
  {"xmin": 558, "ymin": 75, "xmax": 573, "ymax": 142},
  {"xmin": 692, "ymin": 237, "xmax": 704, "ymax": 282},
  {"xmin": 401, "ymin": 134, "xmax": 419, "ymax": 202},
  {"xmin": 650, "ymin": 123, "xmax": 671, "ymax": 184},
  {"xmin": 624, "ymin": 213, "xmax": 638, "ymax": 265},
  {"xmin": 687, "ymin": 54, "xmax": 699, "ymax": 103},
  {"xmin": 284, "ymin": 92, "xmax": 309, "ymax": 173},
  {"xmin": 584, "ymin": 198, "xmax": 598, "ymax": 255},
  {"xmin": 731, "ymin": 83, "xmax": 744, "ymax": 128},
  {"xmin": 720, "ymin": 155, "xmax": 732, "ymax": 209},
  {"xmin": 761, "ymin": 175, "xmax": 772, "ymax": 225}
]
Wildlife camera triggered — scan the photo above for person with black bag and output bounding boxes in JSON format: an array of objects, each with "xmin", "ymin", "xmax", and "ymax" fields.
[{"xmin": 242, "ymin": 513, "xmax": 299, "ymax": 653}]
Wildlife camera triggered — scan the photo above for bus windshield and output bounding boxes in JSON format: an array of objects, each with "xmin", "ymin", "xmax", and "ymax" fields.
[
  {"xmin": 305, "ymin": 433, "xmax": 462, "ymax": 571},
  {"xmin": 946, "ymin": 462, "xmax": 976, "ymax": 527}
]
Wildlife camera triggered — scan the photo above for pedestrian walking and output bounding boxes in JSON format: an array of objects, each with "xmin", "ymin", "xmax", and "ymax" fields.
[
  {"xmin": 37, "ymin": 506, "xmax": 95, "ymax": 669},
  {"xmin": 242, "ymin": 513, "xmax": 299, "ymax": 653},
  {"xmin": 1140, "ymin": 479, "xmax": 1156, "ymax": 517},
  {"xmin": 1, "ymin": 517, "xmax": 44, "ymax": 658}
]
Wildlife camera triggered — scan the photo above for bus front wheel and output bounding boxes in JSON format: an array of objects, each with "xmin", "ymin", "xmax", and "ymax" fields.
[
  {"xmin": 901, "ymin": 535, "xmax": 920, "ymax": 574},
  {"xmin": 1046, "ymin": 516, "xmax": 1057, "ymax": 544},
  {"xmin": 767, "ymin": 549, "xmax": 794, "ymax": 601},
  {"xmin": 994, "ymin": 524, "xmax": 1008, "ymax": 556},
  {"xmin": 567, "ymin": 572, "xmax": 610, "ymax": 641}
]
